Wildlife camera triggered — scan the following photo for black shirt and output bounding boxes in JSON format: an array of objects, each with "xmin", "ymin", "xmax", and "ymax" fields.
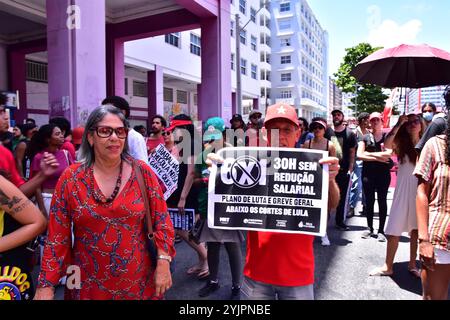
[
  {"xmin": 327, "ymin": 127, "xmax": 357, "ymax": 172},
  {"xmin": 361, "ymin": 133, "xmax": 391, "ymax": 174},
  {"xmin": 415, "ymin": 116, "xmax": 447, "ymax": 153},
  {"xmin": 0, "ymin": 213, "xmax": 35, "ymax": 300}
]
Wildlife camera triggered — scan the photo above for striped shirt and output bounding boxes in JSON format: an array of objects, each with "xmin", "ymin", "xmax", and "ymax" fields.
[{"xmin": 414, "ymin": 136, "xmax": 450, "ymax": 251}]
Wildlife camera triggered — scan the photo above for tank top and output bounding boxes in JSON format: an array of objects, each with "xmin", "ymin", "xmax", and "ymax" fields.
[
  {"xmin": 308, "ymin": 139, "xmax": 329, "ymax": 151},
  {"xmin": 0, "ymin": 211, "xmax": 35, "ymax": 300}
]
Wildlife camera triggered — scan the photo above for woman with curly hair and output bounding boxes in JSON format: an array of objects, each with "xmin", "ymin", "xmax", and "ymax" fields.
[
  {"xmin": 369, "ymin": 113, "xmax": 425, "ymax": 277},
  {"xmin": 414, "ymin": 109, "xmax": 450, "ymax": 300},
  {"xmin": 27, "ymin": 124, "xmax": 73, "ymax": 218}
]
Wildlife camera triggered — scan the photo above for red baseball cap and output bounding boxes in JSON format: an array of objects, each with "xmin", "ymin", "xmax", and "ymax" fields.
[
  {"xmin": 165, "ymin": 119, "xmax": 193, "ymax": 132},
  {"xmin": 264, "ymin": 103, "xmax": 299, "ymax": 128},
  {"xmin": 72, "ymin": 127, "xmax": 85, "ymax": 145}
]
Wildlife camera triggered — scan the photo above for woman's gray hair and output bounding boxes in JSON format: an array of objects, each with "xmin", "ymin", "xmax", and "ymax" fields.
[{"xmin": 77, "ymin": 105, "xmax": 130, "ymax": 167}]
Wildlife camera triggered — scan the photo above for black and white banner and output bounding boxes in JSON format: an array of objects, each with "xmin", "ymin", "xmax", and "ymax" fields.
[
  {"xmin": 148, "ymin": 144, "xmax": 179, "ymax": 200},
  {"xmin": 208, "ymin": 147, "xmax": 329, "ymax": 236}
]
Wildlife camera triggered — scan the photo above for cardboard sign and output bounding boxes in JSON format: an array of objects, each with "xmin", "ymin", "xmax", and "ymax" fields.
[
  {"xmin": 148, "ymin": 144, "xmax": 179, "ymax": 200},
  {"xmin": 168, "ymin": 208, "xmax": 195, "ymax": 231},
  {"xmin": 208, "ymin": 147, "xmax": 329, "ymax": 236}
]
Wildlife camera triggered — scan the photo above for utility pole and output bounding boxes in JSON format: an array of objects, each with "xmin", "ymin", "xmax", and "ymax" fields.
[{"xmin": 235, "ymin": 13, "xmax": 242, "ymax": 115}]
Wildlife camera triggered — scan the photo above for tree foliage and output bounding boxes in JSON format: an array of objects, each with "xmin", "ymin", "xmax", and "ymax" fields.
[{"xmin": 334, "ymin": 43, "xmax": 389, "ymax": 115}]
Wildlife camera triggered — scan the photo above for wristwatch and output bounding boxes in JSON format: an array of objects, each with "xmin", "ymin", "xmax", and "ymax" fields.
[{"xmin": 157, "ymin": 255, "xmax": 172, "ymax": 262}]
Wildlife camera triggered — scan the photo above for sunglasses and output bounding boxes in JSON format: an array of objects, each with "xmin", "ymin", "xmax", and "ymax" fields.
[
  {"xmin": 162, "ymin": 131, "xmax": 172, "ymax": 136},
  {"xmin": 92, "ymin": 126, "xmax": 128, "ymax": 139},
  {"xmin": 407, "ymin": 119, "xmax": 421, "ymax": 126},
  {"xmin": 310, "ymin": 125, "xmax": 324, "ymax": 131}
]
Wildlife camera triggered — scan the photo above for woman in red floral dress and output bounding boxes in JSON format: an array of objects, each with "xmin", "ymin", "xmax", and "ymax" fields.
[{"xmin": 34, "ymin": 105, "xmax": 175, "ymax": 300}]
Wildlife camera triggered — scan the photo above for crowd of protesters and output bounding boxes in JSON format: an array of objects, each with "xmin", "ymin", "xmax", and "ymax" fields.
[{"xmin": 0, "ymin": 86, "xmax": 449, "ymax": 301}]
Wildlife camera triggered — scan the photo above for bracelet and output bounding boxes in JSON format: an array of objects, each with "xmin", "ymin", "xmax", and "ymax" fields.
[
  {"xmin": 418, "ymin": 239, "xmax": 430, "ymax": 244},
  {"xmin": 157, "ymin": 255, "xmax": 172, "ymax": 263}
]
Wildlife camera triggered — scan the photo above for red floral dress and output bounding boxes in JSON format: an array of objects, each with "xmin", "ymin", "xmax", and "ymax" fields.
[{"xmin": 37, "ymin": 159, "xmax": 175, "ymax": 300}]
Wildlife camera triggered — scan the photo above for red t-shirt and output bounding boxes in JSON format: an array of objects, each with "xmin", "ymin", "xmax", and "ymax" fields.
[
  {"xmin": 244, "ymin": 231, "xmax": 315, "ymax": 286},
  {"xmin": 61, "ymin": 140, "xmax": 76, "ymax": 160},
  {"xmin": 0, "ymin": 144, "xmax": 25, "ymax": 187},
  {"xmin": 146, "ymin": 136, "xmax": 164, "ymax": 155}
]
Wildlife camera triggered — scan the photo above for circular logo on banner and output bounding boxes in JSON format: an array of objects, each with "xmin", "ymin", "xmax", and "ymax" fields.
[
  {"xmin": 231, "ymin": 156, "xmax": 262, "ymax": 189},
  {"xmin": 0, "ymin": 282, "xmax": 21, "ymax": 300}
]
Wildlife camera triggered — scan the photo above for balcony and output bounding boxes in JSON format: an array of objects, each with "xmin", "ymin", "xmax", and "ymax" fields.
[
  {"xmin": 275, "ymin": 97, "xmax": 296, "ymax": 106},
  {"xmin": 260, "ymin": 62, "xmax": 271, "ymax": 71},
  {"xmin": 277, "ymin": 30, "xmax": 294, "ymax": 37},
  {"xmin": 300, "ymin": 98, "xmax": 328, "ymax": 113}
]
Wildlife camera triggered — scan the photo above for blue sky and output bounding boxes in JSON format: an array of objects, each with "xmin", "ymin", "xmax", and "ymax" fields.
[{"xmin": 308, "ymin": 0, "xmax": 450, "ymax": 77}]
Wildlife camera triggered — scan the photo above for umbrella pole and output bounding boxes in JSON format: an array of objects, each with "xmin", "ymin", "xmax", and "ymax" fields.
[{"xmin": 404, "ymin": 59, "xmax": 409, "ymax": 114}]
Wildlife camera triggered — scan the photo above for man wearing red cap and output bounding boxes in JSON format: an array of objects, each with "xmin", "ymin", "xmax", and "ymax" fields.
[{"xmin": 241, "ymin": 103, "xmax": 340, "ymax": 300}]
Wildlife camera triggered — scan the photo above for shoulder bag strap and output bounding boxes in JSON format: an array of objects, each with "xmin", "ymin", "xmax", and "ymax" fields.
[
  {"xmin": 134, "ymin": 162, "xmax": 154, "ymax": 239},
  {"xmin": 63, "ymin": 149, "xmax": 70, "ymax": 166}
]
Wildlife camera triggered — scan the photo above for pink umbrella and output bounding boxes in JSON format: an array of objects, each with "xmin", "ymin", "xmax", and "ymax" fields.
[{"xmin": 350, "ymin": 44, "xmax": 450, "ymax": 89}]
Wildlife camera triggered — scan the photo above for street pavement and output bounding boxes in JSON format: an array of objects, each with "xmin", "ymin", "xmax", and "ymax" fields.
[
  {"xmin": 40, "ymin": 188, "xmax": 449, "ymax": 300},
  {"xmin": 165, "ymin": 188, "xmax": 425, "ymax": 300}
]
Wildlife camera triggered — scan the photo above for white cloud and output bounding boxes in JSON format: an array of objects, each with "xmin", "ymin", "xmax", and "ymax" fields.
[
  {"xmin": 402, "ymin": 3, "xmax": 432, "ymax": 14},
  {"xmin": 367, "ymin": 19, "xmax": 423, "ymax": 48}
]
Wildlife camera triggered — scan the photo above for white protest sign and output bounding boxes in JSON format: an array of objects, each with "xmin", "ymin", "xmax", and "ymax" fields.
[
  {"xmin": 208, "ymin": 147, "xmax": 329, "ymax": 236},
  {"xmin": 148, "ymin": 144, "xmax": 179, "ymax": 200}
]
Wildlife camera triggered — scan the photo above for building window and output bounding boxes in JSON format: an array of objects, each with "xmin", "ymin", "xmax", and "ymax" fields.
[
  {"xmin": 165, "ymin": 32, "xmax": 181, "ymax": 47},
  {"xmin": 280, "ymin": 2, "xmax": 291, "ymax": 12},
  {"xmin": 231, "ymin": 20, "xmax": 234, "ymax": 37},
  {"xmin": 281, "ymin": 55, "xmax": 291, "ymax": 64},
  {"xmin": 231, "ymin": 53, "xmax": 235, "ymax": 70},
  {"xmin": 251, "ymin": 35, "xmax": 257, "ymax": 51},
  {"xmin": 279, "ymin": 19, "xmax": 291, "ymax": 30},
  {"xmin": 281, "ymin": 73, "xmax": 291, "ymax": 81},
  {"xmin": 190, "ymin": 33, "xmax": 201, "ymax": 56},
  {"xmin": 251, "ymin": 64, "xmax": 257, "ymax": 79},
  {"xmin": 177, "ymin": 90, "xmax": 188, "ymax": 104},
  {"xmin": 250, "ymin": 7, "xmax": 256, "ymax": 22},
  {"xmin": 240, "ymin": 29, "xmax": 247, "ymax": 45},
  {"xmin": 26, "ymin": 60, "xmax": 48, "ymax": 83},
  {"xmin": 124, "ymin": 78, "xmax": 128, "ymax": 95},
  {"xmin": 280, "ymin": 38, "xmax": 291, "ymax": 47},
  {"xmin": 194, "ymin": 94, "xmax": 198, "ymax": 105},
  {"xmin": 133, "ymin": 81, "xmax": 148, "ymax": 97},
  {"xmin": 241, "ymin": 58, "xmax": 247, "ymax": 75},
  {"xmin": 239, "ymin": 0, "xmax": 246, "ymax": 15},
  {"xmin": 164, "ymin": 87, "xmax": 173, "ymax": 102},
  {"xmin": 280, "ymin": 90, "xmax": 292, "ymax": 98}
]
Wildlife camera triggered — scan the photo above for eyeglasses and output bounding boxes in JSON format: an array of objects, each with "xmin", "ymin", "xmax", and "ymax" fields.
[
  {"xmin": 92, "ymin": 126, "xmax": 128, "ymax": 139},
  {"xmin": 162, "ymin": 131, "xmax": 172, "ymax": 136}
]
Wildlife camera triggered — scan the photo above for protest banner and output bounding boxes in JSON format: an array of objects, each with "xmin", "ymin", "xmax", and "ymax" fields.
[
  {"xmin": 168, "ymin": 208, "xmax": 195, "ymax": 231},
  {"xmin": 208, "ymin": 147, "xmax": 329, "ymax": 236},
  {"xmin": 148, "ymin": 144, "xmax": 179, "ymax": 200}
]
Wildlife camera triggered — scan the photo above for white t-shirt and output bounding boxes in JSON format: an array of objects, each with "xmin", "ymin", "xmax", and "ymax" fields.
[{"xmin": 127, "ymin": 128, "xmax": 149, "ymax": 164}]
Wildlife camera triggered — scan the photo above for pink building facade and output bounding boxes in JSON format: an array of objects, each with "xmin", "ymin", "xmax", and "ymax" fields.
[{"xmin": 2, "ymin": 0, "xmax": 232, "ymax": 126}]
